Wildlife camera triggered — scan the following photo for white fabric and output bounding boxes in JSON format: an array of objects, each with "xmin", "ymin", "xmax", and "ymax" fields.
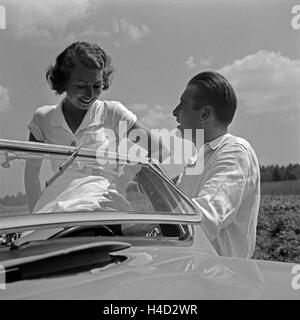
[
  {"xmin": 177, "ymin": 133, "xmax": 260, "ymax": 258},
  {"xmin": 35, "ymin": 175, "xmax": 112, "ymax": 213},
  {"xmin": 33, "ymin": 167, "xmax": 120, "ymax": 213}
]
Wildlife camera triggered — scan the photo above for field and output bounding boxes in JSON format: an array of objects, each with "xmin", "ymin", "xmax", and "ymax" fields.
[
  {"xmin": 0, "ymin": 204, "xmax": 29, "ymax": 217},
  {"xmin": 261, "ymin": 179, "xmax": 300, "ymax": 195},
  {"xmin": 253, "ymin": 180, "xmax": 300, "ymax": 263}
]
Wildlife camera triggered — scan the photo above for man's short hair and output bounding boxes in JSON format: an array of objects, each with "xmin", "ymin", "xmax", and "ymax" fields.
[{"xmin": 188, "ymin": 71, "xmax": 237, "ymax": 126}]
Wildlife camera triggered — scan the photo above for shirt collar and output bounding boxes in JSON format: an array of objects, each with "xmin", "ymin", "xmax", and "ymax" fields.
[
  {"xmin": 49, "ymin": 99, "xmax": 67, "ymax": 129},
  {"xmin": 186, "ymin": 133, "xmax": 231, "ymax": 167},
  {"xmin": 50, "ymin": 99, "xmax": 103, "ymax": 132},
  {"xmin": 206, "ymin": 133, "xmax": 231, "ymax": 150}
]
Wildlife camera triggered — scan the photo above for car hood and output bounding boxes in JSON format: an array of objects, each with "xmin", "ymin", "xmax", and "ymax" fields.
[{"xmin": 0, "ymin": 244, "xmax": 298, "ymax": 300}]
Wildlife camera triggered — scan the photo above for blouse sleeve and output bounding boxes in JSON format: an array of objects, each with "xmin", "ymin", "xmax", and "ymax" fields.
[
  {"xmin": 27, "ymin": 108, "xmax": 46, "ymax": 142},
  {"xmin": 105, "ymin": 101, "xmax": 137, "ymax": 136}
]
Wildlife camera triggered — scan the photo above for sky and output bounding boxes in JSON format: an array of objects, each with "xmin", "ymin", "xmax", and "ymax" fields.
[{"xmin": 0, "ymin": 0, "xmax": 299, "ymax": 195}]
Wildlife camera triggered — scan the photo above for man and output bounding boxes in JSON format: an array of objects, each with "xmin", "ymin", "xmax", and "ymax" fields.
[{"xmin": 173, "ymin": 71, "xmax": 260, "ymax": 258}]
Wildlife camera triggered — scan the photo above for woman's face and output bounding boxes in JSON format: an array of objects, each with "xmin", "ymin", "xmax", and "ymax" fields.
[{"xmin": 65, "ymin": 63, "xmax": 103, "ymax": 110}]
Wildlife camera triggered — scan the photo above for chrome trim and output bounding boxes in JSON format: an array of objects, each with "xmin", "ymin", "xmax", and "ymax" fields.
[{"xmin": 0, "ymin": 139, "xmax": 149, "ymax": 164}]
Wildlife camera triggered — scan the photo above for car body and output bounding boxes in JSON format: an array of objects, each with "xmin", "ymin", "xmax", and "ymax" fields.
[{"xmin": 0, "ymin": 139, "xmax": 299, "ymax": 300}]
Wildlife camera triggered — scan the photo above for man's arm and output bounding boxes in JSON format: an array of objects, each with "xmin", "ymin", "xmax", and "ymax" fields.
[{"xmin": 192, "ymin": 144, "xmax": 251, "ymax": 242}]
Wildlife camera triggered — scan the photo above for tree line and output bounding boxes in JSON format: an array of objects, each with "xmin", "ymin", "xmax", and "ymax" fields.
[
  {"xmin": 260, "ymin": 164, "xmax": 300, "ymax": 182},
  {"xmin": 0, "ymin": 192, "xmax": 27, "ymax": 206}
]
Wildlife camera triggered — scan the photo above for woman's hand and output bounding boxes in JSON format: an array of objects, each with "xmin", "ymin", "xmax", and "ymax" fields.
[
  {"xmin": 111, "ymin": 164, "xmax": 141, "ymax": 195},
  {"xmin": 101, "ymin": 189, "xmax": 134, "ymax": 211}
]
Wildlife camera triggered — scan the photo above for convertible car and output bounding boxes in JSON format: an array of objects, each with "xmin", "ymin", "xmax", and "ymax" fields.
[{"xmin": 0, "ymin": 139, "xmax": 299, "ymax": 299}]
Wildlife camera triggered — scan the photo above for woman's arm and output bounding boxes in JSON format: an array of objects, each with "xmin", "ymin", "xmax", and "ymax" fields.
[
  {"xmin": 24, "ymin": 133, "xmax": 43, "ymax": 212},
  {"xmin": 127, "ymin": 121, "xmax": 170, "ymax": 163}
]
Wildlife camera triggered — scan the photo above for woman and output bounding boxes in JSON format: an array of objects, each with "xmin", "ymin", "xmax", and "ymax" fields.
[{"xmin": 25, "ymin": 41, "xmax": 169, "ymax": 213}]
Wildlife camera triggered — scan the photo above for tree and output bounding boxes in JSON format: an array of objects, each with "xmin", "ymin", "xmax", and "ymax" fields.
[{"xmin": 272, "ymin": 165, "xmax": 282, "ymax": 181}]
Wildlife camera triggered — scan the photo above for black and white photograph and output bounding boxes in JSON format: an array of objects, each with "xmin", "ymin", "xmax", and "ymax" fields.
[{"xmin": 0, "ymin": 0, "xmax": 299, "ymax": 302}]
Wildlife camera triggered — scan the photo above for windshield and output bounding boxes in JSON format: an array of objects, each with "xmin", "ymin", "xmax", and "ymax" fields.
[
  {"xmin": 0, "ymin": 144, "xmax": 196, "ymax": 215},
  {"xmin": 0, "ymin": 141, "xmax": 199, "ymax": 242}
]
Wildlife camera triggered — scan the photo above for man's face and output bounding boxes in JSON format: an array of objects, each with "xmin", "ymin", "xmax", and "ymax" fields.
[{"xmin": 173, "ymin": 84, "xmax": 207, "ymax": 133}]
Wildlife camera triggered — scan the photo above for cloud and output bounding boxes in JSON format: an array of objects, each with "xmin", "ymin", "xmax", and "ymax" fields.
[
  {"xmin": 10, "ymin": 0, "xmax": 93, "ymax": 39},
  {"xmin": 9, "ymin": 2, "xmax": 151, "ymax": 46},
  {"xmin": 76, "ymin": 29, "xmax": 111, "ymax": 39},
  {"xmin": 284, "ymin": 111, "xmax": 300, "ymax": 123},
  {"xmin": 129, "ymin": 103, "xmax": 150, "ymax": 119},
  {"xmin": 113, "ymin": 18, "xmax": 151, "ymax": 45},
  {"xmin": 218, "ymin": 51, "xmax": 300, "ymax": 115},
  {"xmin": 185, "ymin": 55, "xmax": 212, "ymax": 70},
  {"xmin": 185, "ymin": 56, "xmax": 196, "ymax": 69},
  {"xmin": 129, "ymin": 103, "xmax": 176, "ymax": 129},
  {"xmin": 0, "ymin": 86, "xmax": 12, "ymax": 113}
]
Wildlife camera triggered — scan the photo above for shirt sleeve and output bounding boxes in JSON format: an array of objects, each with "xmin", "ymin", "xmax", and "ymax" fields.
[
  {"xmin": 27, "ymin": 109, "xmax": 46, "ymax": 142},
  {"xmin": 192, "ymin": 144, "xmax": 251, "ymax": 242},
  {"xmin": 106, "ymin": 101, "xmax": 137, "ymax": 136}
]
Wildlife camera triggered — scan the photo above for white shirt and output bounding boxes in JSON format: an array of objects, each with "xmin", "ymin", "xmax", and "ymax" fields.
[
  {"xmin": 177, "ymin": 133, "xmax": 260, "ymax": 258},
  {"xmin": 27, "ymin": 99, "xmax": 137, "ymax": 213},
  {"xmin": 28, "ymin": 99, "xmax": 137, "ymax": 149}
]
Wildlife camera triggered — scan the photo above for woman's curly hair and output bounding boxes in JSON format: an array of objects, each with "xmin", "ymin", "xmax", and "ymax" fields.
[{"xmin": 46, "ymin": 41, "xmax": 114, "ymax": 95}]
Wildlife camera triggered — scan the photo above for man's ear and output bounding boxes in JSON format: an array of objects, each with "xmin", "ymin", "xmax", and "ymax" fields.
[{"xmin": 199, "ymin": 105, "xmax": 212, "ymax": 122}]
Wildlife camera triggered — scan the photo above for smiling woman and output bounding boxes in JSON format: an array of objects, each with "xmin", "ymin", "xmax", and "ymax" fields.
[{"xmin": 24, "ymin": 41, "xmax": 169, "ymax": 212}]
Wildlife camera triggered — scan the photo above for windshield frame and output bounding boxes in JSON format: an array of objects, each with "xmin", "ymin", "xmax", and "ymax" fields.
[{"xmin": 0, "ymin": 139, "xmax": 202, "ymax": 217}]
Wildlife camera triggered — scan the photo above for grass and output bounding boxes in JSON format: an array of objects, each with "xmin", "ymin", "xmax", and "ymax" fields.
[
  {"xmin": 253, "ymin": 194, "xmax": 300, "ymax": 263},
  {"xmin": 0, "ymin": 204, "xmax": 29, "ymax": 217},
  {"xmin": 261, "ymin": 179, "xmax": 300, "ymax": 195}
]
